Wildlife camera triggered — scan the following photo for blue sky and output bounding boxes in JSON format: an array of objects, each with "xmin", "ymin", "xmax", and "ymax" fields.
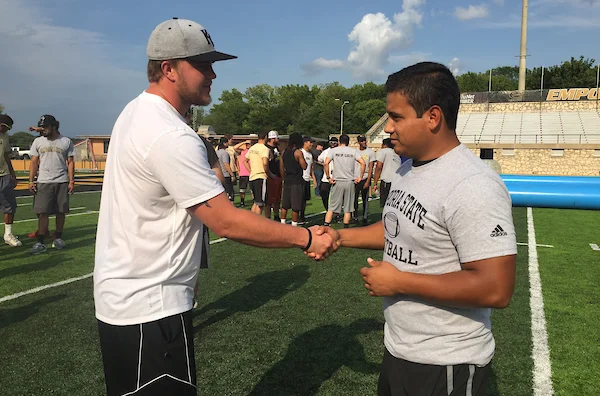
[{"xmin": 1, "ymin": 0, "xmax": 598, "ymax": 137}]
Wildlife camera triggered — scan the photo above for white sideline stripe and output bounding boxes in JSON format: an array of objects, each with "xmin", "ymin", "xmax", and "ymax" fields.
[
  {"xmin": 517, "ymin": 242, "xmax": 554, "ymax": 248},
  {"xmin": 16, "ymin": 190, "xmax": 102, "ymax": 199},
  {"xmin": 0, "ymin": 273, "xmax": 94, "ymax": 303},
  {"xmin": 527, "ymin": 207, "xmax": 554, "ymax": 396},
  {"xmin": 0, "ymin": 237, "xmax": 231, "ymax": 304},
  {"xmin": 1, "ymin": 210, "xmax": 99, "ymax": 225}
]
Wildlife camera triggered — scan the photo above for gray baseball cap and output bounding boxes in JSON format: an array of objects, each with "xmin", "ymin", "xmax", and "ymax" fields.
[{"xmin": 147, "ymin": 17, "xmax": 237, "ymax": 62}]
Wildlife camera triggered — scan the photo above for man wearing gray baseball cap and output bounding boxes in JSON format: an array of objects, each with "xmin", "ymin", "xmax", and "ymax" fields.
[{"xmin": 94, "ymin": 18, "xmax": 334, "ymax": 396}]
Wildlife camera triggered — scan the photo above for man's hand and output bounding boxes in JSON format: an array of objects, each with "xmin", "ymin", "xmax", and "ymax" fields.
[
  {"xmin": 68, "ymin": 181, "xmax": 75, "ymax": 194},
  {"xmin": 305, "ymin": 225, "xmax": 334, "ymax": 260},
  {"xmin": 305, "ymin": 226, "xmax": 341, "ymax": 259},
  {"xmin": 230, "ymin": 175, "xmax": 236, "ymax": 183},
  {"xmin": 354, "ymin": 177, "xmax": 361, "ymax": 184},
  {"xmin": 28, "ymin": 182, "xmax": 37, "ymax": 194},
  {"xmin": 329, "ymin": 177, "xmax": 336, "ymax": 185},
  {"xmin": 360, "ymin": 258, "xmax": 402, "ymax": 296}
]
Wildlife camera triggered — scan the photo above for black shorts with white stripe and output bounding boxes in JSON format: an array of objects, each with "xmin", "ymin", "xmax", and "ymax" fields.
[
  {"xmin": 378, "ymin": 349, "xmax": 490, "ymax": 396},
  {"xmin": 98, "ymin": 311, "xmax": 196, "ymax": 396}
]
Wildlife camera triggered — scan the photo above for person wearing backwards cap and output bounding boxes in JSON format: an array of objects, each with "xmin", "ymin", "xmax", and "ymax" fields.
[
  {"xmin": 28, "ymin": 114, "xmax": 75, "ymax": 254},
  {"xmin": 0, "ymin": 114, "xmax": 21, "ymax": 247},
  {"xmin": 93, "ymin": 18, "xmax": 334, "ymax": 396}
]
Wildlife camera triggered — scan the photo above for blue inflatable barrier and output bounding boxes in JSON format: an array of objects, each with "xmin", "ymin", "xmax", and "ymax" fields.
[
  {"xmin": 501, "ymin": 174, "xmax": 600, "ymax": 185},
  {"xmin": 500, "ymin": 175, "xmax": 600, "ymax": 210}
]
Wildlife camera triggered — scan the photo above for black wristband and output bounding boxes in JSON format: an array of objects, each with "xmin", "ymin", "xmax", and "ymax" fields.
[{"xmin": 302, "ymin": 228, "xmax": 312, "ymax": 251}]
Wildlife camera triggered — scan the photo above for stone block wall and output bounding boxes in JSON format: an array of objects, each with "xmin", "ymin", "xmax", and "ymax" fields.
[
  {"xmin": 461, "ymin": 100, "xmax": 599, "ymax": 113},
  {"xmin": 469, "ymin": 148, "xmax": 600, "ymax": 176}
]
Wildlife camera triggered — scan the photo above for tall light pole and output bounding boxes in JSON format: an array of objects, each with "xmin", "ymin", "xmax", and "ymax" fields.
[
  {"xmin": 335, "ymin": 99, "xmax": 350, "ymax": 134},
  {"xmin": 518, "ymin": 0, "xmax": 529, "ymax": 91}
]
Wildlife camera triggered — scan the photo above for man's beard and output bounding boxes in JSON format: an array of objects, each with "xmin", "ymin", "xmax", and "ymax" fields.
[{"xmin": 177, "ymin": 78, "xmax": 211, "ymax": 107}]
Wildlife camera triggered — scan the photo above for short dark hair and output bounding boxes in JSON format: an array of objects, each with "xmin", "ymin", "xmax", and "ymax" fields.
[
  {"xmin": 339, "ymin": 134, "xmax": 350, "ymax": 145},
  {"xmin": 258, "ymin": 131, "xmax": 268, "ymax": 140},
  {"xmin": 224, "ymin": 134, "xmax": 233, "ymax": 140},
  {"xmin": 382, "ymin": 138, "xmax": 394, "ymax": 148},
  {"xmin": 147, "ymin": 59, "xmax": 181, "ymax": 83},
  {"xmin": 386, "ymin": 62, "xmax": 460, "ymax": 130},
  {"xmin": 287, "ymin": 133, "xmax": 303, "ymax": 151}
]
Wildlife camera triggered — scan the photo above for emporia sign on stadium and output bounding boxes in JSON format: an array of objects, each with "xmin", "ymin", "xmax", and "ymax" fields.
[{"xmin": 546, "ymin": 88, "xmax": 599, "ymax": 101}]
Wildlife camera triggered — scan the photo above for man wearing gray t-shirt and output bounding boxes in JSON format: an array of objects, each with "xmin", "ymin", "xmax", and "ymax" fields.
[
  {"xmin": 28, "ymin": 115, "xmax": 75, "ymax": 254},
  {"xmin": 216, "ymin": 137, "xmax": 235, "ymax": 202},
  {"xmin": 323, "ymin": 134, "xmax": 365, "ymax": 228},
  {"xmin": 315, "ymin": 62, "xmax": 517, "ymax": 396},
  {"xmin": 373, "ymin": 138, "xmax": 401, "ymax": 208}
]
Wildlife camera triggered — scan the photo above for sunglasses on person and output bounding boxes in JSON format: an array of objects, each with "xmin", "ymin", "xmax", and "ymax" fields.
[{"xmin": 0, "ymin": 123, "xmax": 11, "ymax": 131}]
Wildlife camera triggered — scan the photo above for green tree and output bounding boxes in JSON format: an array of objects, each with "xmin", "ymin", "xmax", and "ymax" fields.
[
  {"xmin": 456, "ymin": 72, "xmax": 489, "ymax": 92},
  {"xmin": 8, "ymin": 131, "xmax": 37, "ymax": 149},
  {"xmin": 544, "ymin": 56, "xmax": 597, "ymax": 89},
  {"xmin": 204, "ymin": 88, "xmax": 250, "ymax": 135}
]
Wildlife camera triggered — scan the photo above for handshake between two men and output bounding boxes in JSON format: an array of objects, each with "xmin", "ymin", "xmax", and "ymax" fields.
[{"xmin": 304, "ymin": 222, "xmax": 400, "ymax": 298}]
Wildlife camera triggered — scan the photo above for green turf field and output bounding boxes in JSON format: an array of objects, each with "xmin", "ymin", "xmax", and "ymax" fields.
[{"xmin": 1, "ymin": 189, "xmax": 598, "ymax": 395}]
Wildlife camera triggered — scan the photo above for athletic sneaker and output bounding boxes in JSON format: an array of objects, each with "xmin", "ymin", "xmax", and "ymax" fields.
[
  {"xmin": 52, "ymin": 238, "xmax": 66, "ymax": 249},
  {"xmin": 30, "ymin": 242, "xmax": 47, "ymax": 255},
  {"xmin": 362, "ymin": 219, "xmax": 368, "ymax": 226},
  {"xmin": 4, "ymin": 234, "xmax": 22, "ymax": 247}
]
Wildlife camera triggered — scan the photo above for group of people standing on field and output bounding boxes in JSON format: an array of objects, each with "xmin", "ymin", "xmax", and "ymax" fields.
[{"xmin": 0, "ymin": 113, "xmax": 74, "ymax": 255}]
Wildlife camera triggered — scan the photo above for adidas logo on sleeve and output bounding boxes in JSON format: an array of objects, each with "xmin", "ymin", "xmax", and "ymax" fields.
[{"xmin": 490, "ymin": 225, "xmax": 508, "ymax": 237}]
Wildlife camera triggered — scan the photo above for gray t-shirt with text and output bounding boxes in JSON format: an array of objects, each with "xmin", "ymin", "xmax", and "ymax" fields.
[
  {"xmin": 381, "ymin": 144, "xmax": 516, "ymax": 366},
  {"xmin": 376, "ymin": 148, "xmax": 401, "ymax": 182},
  {"xmin": 326, "ymin": 146, "xmax": 361, "ymax": 181},
  {"xmin": 30, "ymin": 135, "xmax": 74, "ymax": 183}
]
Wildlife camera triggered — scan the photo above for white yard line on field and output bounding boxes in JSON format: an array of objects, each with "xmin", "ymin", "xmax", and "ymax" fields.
[
  {"xmin": 517, "ymin": 242, "xmax": 554, "ymax": 248},
  {"xmin": 1, "ymin": 210, "xmax": 98, "ymax": 225},
  {"xmin": 527, "ymin": 207, "xmax": 555, "ymax": 396},
  {"xmin": 0, "ymin": 236, "xmax": 230, "ymax": 304},
  {"xmin": 16, "ymin": 190, "xmax": 102, "ymax": 199}
]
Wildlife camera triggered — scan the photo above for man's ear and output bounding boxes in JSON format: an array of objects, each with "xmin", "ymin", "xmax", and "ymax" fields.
[
  {"xmin": 426, "ymin": 105, "xmax": 444, "ymax": 132},
  {"xmin": 161, "ymin": 60, "xmax": 178, "ymax": 83}
]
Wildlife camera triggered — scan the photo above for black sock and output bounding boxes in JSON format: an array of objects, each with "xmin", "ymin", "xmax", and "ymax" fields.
[
  {"xmin": 343, "ymin": 224, "xmax": 349, "ymax": 228},
  {"xmin": 37, "ymin": 235, "xmax": 45, "ymax": 244},
  {"xmin": 55, "ymin": 232, "xmax": 62, "ymax": 239}
]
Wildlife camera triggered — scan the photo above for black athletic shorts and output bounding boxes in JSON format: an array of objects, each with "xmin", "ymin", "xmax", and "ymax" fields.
[
  {"xmin": 303, "ymin": 180, "xmax": 311, "ymax": 201},
  {"xmin": 98, "ymin": 311, "xmax": 196, "ymax": 396},
  {"xmin": 282, "ymin": 183, "xmax": 304, "ymax": 212},
  {"xmin": 378, "ymin": 349, "xmax": 491, "ymax": 396},
  {"xmin": 250, "ymin": 178, "xmax": 267, "ymax": 206},
  {"xmin": 239, "ymin": 176, "xmax": 249, "ymax": 191},
  {"xmin": 379, "ymin": 181, "xmax": 392, "ymax": 208}
]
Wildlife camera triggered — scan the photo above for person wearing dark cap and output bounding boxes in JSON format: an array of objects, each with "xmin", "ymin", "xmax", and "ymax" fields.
[
  {"xmin": 0, "ymin": 114, "xmax": 21, "ymax": 247},
  {"xmin": 217, "ymin": 137, "xmax": 235, "ymax": 202},
  {"xmin": 93, "ymin": 18, "xmax": 334, "ymax": 396},
  {"xmin": 28, "ymin": 115, "xmax": 75, "ymax": 254},
  {"xmin": 353, "ymin": 135, "xmax": 376, "ymax": 226}
]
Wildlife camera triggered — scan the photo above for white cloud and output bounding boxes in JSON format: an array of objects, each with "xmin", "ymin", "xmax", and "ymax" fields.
[
  {"xmin": 0, "ymin": 0, "xmax": 146, "ymax": 136},
  {"xmin": 302, "ymin": 0, "xmax": 425, "ymax": 80},
  {"xmin": 454, "ymin": 4, "xmax": 490, "ymax": 20},
  {"xmin": 448, "ymin": 58, "xmax": 463, "ymax": 75}
]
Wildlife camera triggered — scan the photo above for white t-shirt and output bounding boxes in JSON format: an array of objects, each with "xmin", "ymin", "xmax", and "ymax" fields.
[
  {"xmin": 318, "ymin": 148, "xmax": 333, "ymax": 182},
  {"xmin": 377, "ymin": 148, "xmax": 401, "ymax": 183},
  {"xmin": 94, "ymin": 91, "xmax": 224, "ymax": 326},
  {"xmin": 301, "ymin": 148, "xmax": 313, "ymax": 182}
]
